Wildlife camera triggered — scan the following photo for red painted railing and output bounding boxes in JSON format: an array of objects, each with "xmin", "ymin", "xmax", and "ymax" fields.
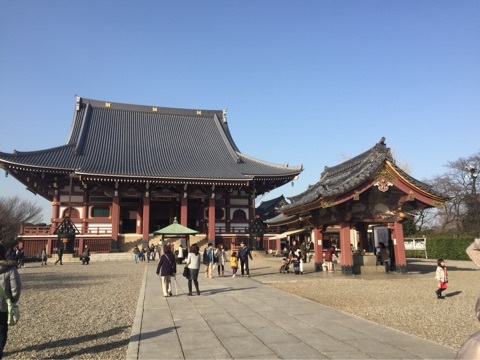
[{"xmin": 22, "ymin": 226, "xmax": 52, "ymax": 235}]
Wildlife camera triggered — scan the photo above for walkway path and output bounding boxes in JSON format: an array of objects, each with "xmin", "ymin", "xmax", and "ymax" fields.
[{"xmin": 127, "ymin": 257, "xmax": 456, "ymax": 359}]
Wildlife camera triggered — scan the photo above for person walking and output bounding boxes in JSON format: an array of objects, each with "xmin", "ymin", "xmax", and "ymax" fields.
[
  {"xmin": 81, "ymin": 245, "xmax": 90, "ymax": 265},
  {"xmin": 230, "ymin": 251, "xmax": 238, "ymax": 278},
  {"xmin": 435, "ymin": 258, "xmax": 448, "ymax": 299},
  {"xmin": 379, "ymin": 242, "xmax": 390, "ymax": 273},
  {"xmin": 215, "ymin": 244, "xmax": 227, "ymax": 277},
  {"xmin": 146, "ymin": 245, "xmax": 151, "ymax": 263},
  {"xmin": 150, "ymin": 244, "xmax": 156, "ymax": 261},
  {"xmin": 176, "ymin": 245, "xmax": 184, "ymax": 265},
  {"xmin": 324, "ymin": 244, "xmax": 337, "ymax": 272},
  {"xmin": 133, "ymin": 245, "xmax": 141, "ymax": 263},
  {"xmin": 186, "ymin": 244, "xmax": 201, "ymax": 296},
  {"xmin": 156, "ymin": 245, "xmax": 176, "ymax": 297},
  {"xmin": 41, "ymin": 246, "xmax": 48, "ymax": 266},
  {"xmin": 16, "ymin": 248, "xmax": 25, "ymax": 269},
  {"xmin": 203, "ymin": 243, "xmax": 214, "ymax": 278},
  {"xmin": 55, "ymin": 246, "xmax": 63, "ymax": 265},
  {"xmin": 0, "ymin": 243, "xmax": 22, "ymax": 359},
  {"xmin": 237, "ymin": 241, "xmax": 253, "ymax": 277}
]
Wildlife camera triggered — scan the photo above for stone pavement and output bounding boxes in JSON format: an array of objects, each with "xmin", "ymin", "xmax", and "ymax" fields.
[{"xmin": 126, "ymin": 257, "xmax": 457, "ymax": 359}]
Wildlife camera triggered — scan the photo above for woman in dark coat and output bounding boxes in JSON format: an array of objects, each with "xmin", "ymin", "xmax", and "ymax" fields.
[
  {"xmin": 0, "ymin": 244, "xmax": 21, "ymax": 358},
  {"xmin": 156, "ymin": 245, "xmax": 176, "ymax": 297}
]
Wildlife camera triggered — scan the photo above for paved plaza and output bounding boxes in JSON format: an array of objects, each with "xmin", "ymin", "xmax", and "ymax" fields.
[{"xmin": 127, "ymin": 257, "xmax": 457, "ymax": 360}]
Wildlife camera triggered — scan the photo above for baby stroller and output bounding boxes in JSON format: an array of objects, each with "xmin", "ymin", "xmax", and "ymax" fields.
[
  {"xmin": 279, "ymin": 258, "xmax": 291, "ymax": 273},
  {"xmin": 292, "ymin": 257, "xmax": 300, "ymax": 274}
]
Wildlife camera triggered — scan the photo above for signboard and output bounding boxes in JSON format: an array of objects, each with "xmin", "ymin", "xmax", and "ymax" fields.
[{"xmin": 373, "ymin": 226, "xmax": 389, "ymax": 247}]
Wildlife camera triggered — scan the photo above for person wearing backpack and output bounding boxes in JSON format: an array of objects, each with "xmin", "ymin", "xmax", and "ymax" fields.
[{"xmin": 0, "ymin": 243, "xmax": 21, "ymax": 358}]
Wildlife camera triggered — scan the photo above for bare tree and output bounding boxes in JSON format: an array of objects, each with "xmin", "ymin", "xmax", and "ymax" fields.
[
  {"xmin": 412, "ymin": 207, "xmax": 438, "ymax": 232},
  {"xmin": 0, "ymin": 195, "xmax": 43, "ymax": 247},
  {"xmin": 420, "ymin": 152, "xmax": 480, "ymax": 234}
]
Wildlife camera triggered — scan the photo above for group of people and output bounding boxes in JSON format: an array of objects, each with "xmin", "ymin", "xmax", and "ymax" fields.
[
  {"xmin": 156, "ymin": 243, "xmax": 201, "ymax": 297},
  {"xmin": 279, "ymin": 240, "xmax": 308, "ymax": 275},
  {"xmin": 154, "ymin": 241, "xmax": 254, "ymax": 298},
  {"xmin": 39, "ymin": 245, "xmax": 91, "ymax": 265},
  {"xmin": 203, "ymin": 241, "xmax": 253, "ymax": 278},
  {"xmin": 133, "ymin": 244, "xmax": 158, "ymax": 263}
]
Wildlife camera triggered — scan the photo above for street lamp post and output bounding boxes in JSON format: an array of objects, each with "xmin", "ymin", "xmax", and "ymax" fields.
[{"xmin": 466, "ymin": 165, "xmax": 479, "ymax": 236}]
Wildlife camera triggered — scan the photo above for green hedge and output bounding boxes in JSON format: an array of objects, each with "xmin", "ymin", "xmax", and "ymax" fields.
[{"xmin": 405, "ymin": 233, "xmax": 474, "ymax": 261}]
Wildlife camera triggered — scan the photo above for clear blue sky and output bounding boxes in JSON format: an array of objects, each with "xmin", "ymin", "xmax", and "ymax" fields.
[{"xmin": 1, "ymin": 1, "xmax": 479, "ymax": 222}]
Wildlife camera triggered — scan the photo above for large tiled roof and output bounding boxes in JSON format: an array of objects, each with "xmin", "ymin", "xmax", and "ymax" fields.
[
  {"xmin": 282, "ymin": 137, "xmax": 443, "ymax": 211},
  {"xmin": 0, "ymin": 97, "xmax": 302, "ymax": 182},
  {"xmin": 256, "ymin": 195, "xmax": 286, "ymax": 214}
]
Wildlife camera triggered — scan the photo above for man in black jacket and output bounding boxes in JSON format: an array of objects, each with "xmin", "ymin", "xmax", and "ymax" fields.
[
  {"xmin": 237, "ymin": 241, "xmax": 253, "ymax": 277},
  {"xmin": 55, "ymin": 246, "xmax": 63, "ymax": 265}
]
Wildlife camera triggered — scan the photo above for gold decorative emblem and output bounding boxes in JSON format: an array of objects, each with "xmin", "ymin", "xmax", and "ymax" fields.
[
  {"xmin": 374, "ymin": 176, "xmax": 393, "ymax": 192},
  {"xmin": 353, "ymin": 190, "xmax": 360, "ymax": 200},
  {"xmin": 320, "ymin": 197, "xmax": 334, "ymax": 208},
  {"xmin": 408, "ymin": 191, "xmax": 414, "ymax": 201},
  {"xmin": 105, "ymin": 102, "xmax": 111, "ymax": 108},
  {"xmin": 152, "ymin": 107, "xmax": 158, "ymax": 112}
]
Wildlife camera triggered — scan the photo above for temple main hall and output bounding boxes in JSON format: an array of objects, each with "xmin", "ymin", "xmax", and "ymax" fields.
[{"xmin": 0, "ymin": 96, "xmax": 302, "ymax": 256}]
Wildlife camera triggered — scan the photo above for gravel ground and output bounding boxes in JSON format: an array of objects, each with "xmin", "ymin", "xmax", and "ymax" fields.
[
  {"xmin": 269, "ymin": 258, "xmax": 480, "ymax": 350},
  {"xmin": 4, "ymin": 261, "xmax": 145, "ymax": 359},
  {"xmin": 4, "ymin": 257, "xmax": 478, "ymax": 359}
]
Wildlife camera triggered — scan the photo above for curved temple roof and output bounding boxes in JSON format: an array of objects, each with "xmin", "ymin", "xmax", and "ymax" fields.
[
  {"xmin": 282, "ymin": 137, "xmax": 445, "ymax": 212},
  {"xmin": 0, "ymin": 97, "xmax": 302, "ymax": 183}
]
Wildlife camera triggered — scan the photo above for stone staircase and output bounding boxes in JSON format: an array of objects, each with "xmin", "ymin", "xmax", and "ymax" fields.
[{"xmin": 51, "ymin": 253, "xmax": 135, "ymax": 263}]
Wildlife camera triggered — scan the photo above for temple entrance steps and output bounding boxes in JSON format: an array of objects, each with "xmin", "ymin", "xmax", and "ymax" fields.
[
  {"xmin": 352, "ymin": 264, "xmax": 390, "ymax": 275},
  {"xmin": 90, "ymin": 253, "xmax": 135, "ymax": 262},
  {"xmin": 49, "ymin": 253, "xmax": 135, "ymax": 263}
]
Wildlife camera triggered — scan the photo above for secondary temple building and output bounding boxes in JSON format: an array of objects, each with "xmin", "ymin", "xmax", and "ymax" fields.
[
  {"xmin": 266, "ymin": 138, "xmax": 448, "ymax": 273},
  {"xmin": 0, "ymin": 97, "xmax": 302, "ymax": 256}
]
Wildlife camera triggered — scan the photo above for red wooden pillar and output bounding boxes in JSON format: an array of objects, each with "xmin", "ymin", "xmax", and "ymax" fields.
[
  {"xmin": 225, "ymin": 192, "xmax": 231, "ymax": 233},
  {"xmin": 180, "ymin": 196, "xmax": 188, "ymax": 226},
  {"xmin": 47, "ymin": 238, "xmax": 54, "ymax": 255},
  {"xmin": 208, "ymin": 195, "xmax": 216, "ymax": 245},
  {"xmin": 393, "ymin": 220, "xmax": 407, "ymax": 273},
  {"xmin": 78, "ymin": 238, "xmax": 84, "ymax": 256},
  {"xmin": 50, "ymin": 191, "xmax": 59, "ymax": 233},
  {"xmin": 82, "ymin": 190, "xmax": 88, "ymax": 234},
  {"xmin": 339, "ymin": 222, "xmax": 353, "ymax": 274},
  {"xmin": 313, "ymin": 226, "xmax": 324, "ymax": 271},
  {"xmin": 112, "ymin": 195, "xmax": 120, "ymax": 241},
  {"xmin": 142, "ymin": 196, "xmax": 150, "ymax": 241}
]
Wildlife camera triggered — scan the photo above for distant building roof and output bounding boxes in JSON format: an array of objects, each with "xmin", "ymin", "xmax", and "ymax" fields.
[
  {"xmin": 282, "ymin": 137, "xmax": 444, "ymax": 212},
  {"xmin": 256, "ymin": 195, "xmax": 287, "ymax": 214},
  {"xmin": 256, "ymin": 195, "xmax": 289, "ymax": 221},
  {"xmin": 0, "ymin": 97, "xmax": 302, "ymax": 186}
]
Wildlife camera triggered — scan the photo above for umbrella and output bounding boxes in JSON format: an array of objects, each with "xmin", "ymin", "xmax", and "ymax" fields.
[{"xmin": 466, "ymin": 238, "xmax": 480, "ymax": 268}]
